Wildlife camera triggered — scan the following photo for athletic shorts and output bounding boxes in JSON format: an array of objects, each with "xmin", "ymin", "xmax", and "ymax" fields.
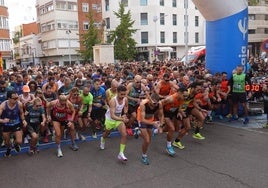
[
  {"xmin": 2, "ymin": 123, "xmax": 22, "ymax": 133},
  {"xmin": 139, "ymin": 122, "xmax": 153, "ymax": 129},
  {"xmin": 231, "ymin": 92, "xmax": 247, "ymax": 104},
  {"xmin": 104, "ymin": 118, "xmax": 123, "ymax": 130},
  {"xmin": 27, "ymin": 123, "xmax": 40, "ymax": 135},
  {"xmin": 164, "ymin": 109, "xmax": 178, "ymax": 120},
  {"xmin": 91, "ymin": 108, "xmax": 106, "ymax": 121},
  {"xmin": 128, "ymin": 104, "xmax": 138, "ymax": 115}
]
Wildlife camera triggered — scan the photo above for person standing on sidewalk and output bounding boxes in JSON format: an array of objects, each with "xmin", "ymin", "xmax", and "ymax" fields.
[
  {"xmin": 0, "ymin": 90, "xmax": 27, "ymax": 157},
  {"xmin": 100, "ymin": 85, "xmax": 129, "ymax": 162},
  {"xmin": 228, "ymin": 65, "xmax": 252, "ymax": 124}
]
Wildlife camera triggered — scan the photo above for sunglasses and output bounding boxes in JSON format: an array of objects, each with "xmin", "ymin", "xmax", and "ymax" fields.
[
  {"xmin": 35, "ymin": 105, "xmax": 42, "ymax": 107},
  {"xmin": 11, "ymin": 97, "xmax": 18, "ymax": 100},
  {"xmin": 73, "ymin": 93, "xmax": 79, "ymax": 96}
]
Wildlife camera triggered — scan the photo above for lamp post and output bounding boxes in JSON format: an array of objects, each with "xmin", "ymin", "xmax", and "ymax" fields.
[
  {"xmin": 184, "ymin": 0, "xmax": 189, "ymax": 65},
  {"xmin": 153, "ymin": 14, "xmax": 168, "ymax": 61},
  {"xmin": 66, "ymin": 30, "xmax": 71, "ymax": 65}
]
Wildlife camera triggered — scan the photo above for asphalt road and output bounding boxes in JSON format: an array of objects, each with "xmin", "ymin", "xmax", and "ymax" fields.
[{"xmin": 1, "ymin": 119, "xmax": 268, "ymax": 188}]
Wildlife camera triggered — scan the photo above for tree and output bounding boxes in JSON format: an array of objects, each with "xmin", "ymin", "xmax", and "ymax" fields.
[
  {"xmin": 79, "ymin": 12, "xmax": 100, "ymax": 62},
  {"xmin": 108, "ymin": 3, "xmax": 137, "ymax": 62},
  {"xmin": 12, "ymin": 31, "xmax": 21, "ymax": 44}
]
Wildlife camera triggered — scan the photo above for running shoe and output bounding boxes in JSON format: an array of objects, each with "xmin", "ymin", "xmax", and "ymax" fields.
[
  {"xmin": 100, "ymin": 137, "xmax": 105, "ymax": 150},
  {"xmin": 28, "ymin": 147, "xmax": 35, "ymax": 156},
  {"xmin": 57, "ymin": 148, "xmax": 63, "ymax": 158},
  {"xmin": 14, "ymin": 143, "xmax": 21, "ymax": 153},
  {"xmin": 71, "ymin": 142, "xmax": 79, "ymax": 151},
  {"xmin": 34, "ymin": 147, "xmax": 40, "ymax": 154},
  {"xmin": 24, "ymin": 137, "xmax": 29, "ymax": 144},
  {"xmin": 63, "ymin": 129, "xmax": 68, "ymax": 139},
  {"xmin": 117, "ymin": 153, "xmax": 128, "ymax": 161},
  {"xmin": 172, "ymin": 141, "xmax": 185, "ymax": 150},
  {"xmin": 233, "ymin": 115, "xmax": 239, "ymax": 120},
  {"xmin": 141, "ymin": 156, "xmax": 150, "ymax": 165},
  {"xmin": 4, "ymin": 148, "xmax": 11, "ymax": 157},
  {"xmin": 226, "ymin": 114, "xmax": 232, "ymax": 119},
  {"xmin": 219, "ymin": 115, "xmax": 223, "ymax": 120},
  {"xmin": 192, "ymin": 133, "xmax": 205, "ymax": 140},
  {"xmin": 166, "ymin": 146, "xmax": 176, "ymax": 156},
  {"xmin": 134, "ymin": 127, "xmax": 140, "ymax": 139},
  {"xmin": 92, "ymin": 132, "xmax": 97, "ymax": 139},
  {"xmin": 1, "ymin": 140, "xmax": 5, "ymax": 147},
  {"xmin": 243, "ymin": 117, "xmax": 249, "ymax": 125},
  {"xmin": 75, "ymin": 132, "xmax": 79, "ymax": 140},
  {"xmin": 80, "ymin": 134, "xmax": 86, "ymax": 141},
  {"xmin": 263, "ymin": 123, "xmax": 268, "ymax": 128}
]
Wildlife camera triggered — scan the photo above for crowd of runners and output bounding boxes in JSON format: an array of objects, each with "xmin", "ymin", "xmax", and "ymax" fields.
[{"xmin": 0, "ymin": 58, "xmax": 265, "ymax": 164}]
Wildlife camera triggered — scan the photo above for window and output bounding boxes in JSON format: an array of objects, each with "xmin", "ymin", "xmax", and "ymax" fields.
[
  {"xmin": 248, "ymin": 29, "xmax": 255, "ymax": 34},
  {"xmin": 160, "ymin": 32, "xmax": 165, "ymax": 43},
  {"xmin": 195, "ymin": 32, "xmax": 199, "ymax": 43},
  {"xmin": 265, "ymin": 28, "xmax": 268, "ymax": 34},
  {"xmin": 248, "ymin": 14, "xmax": 255, "ymax": 20},
  {"xmin": 105, "ymin": 0, "xmax": 109, "ymax": 11},
  {"xmin": 83, "ymin": 22, "xmax": 89, "ymax": 30},
  {"xmin": 56, "ymin": 1, "xmax": 77, "ymax": 11},
  {"xmin": 140, "ymin": 0, "xmax": 147, "ymax": 6},
  {"xmin": 160, "ymin": 0, "xmax": 164, "ymax": 6},
  {"xmin": 172, "ymin": 0, "xmax": 177, "ymax": 7},
  {"xmin": 173, "ymin": 32, "xmax": 177, "ymax": 43},
  {"xmin": 121, "ymin": 0, "xmax": 128, "ymax": 6},
  {"xmin": 140, "ymin": 13, "xmax": 148, "ymax": 25},
  {"xmin": 141, "ymin": 32, "xmax": 148, "ymax": 44},
  {"xmin": 106, "ymin": 18, "xmax": 110, "ymax": 29},
  {"xmin": 82, "ymin": 3, "xmax": 89, "ymax": 12},
  {"xmin": 0, "ymin": 0, "xmax": 4, "ymax": 6},
  {"xmin": 160, "ymin": 13, "xmax": 165, "ymax": 25},
  {"xmin": 172, "ymin": 14, "xmax": 177, "ymax": 25},
  {"xmin": 0, "ymin": 39, "xmax": 11, "ymax": 51},
  {"xmin": 265, "ymin": 15, "xmax": 268, "ymax": 21},
  {"xmin": 195, "ymin": 16, "xmax": 199, "ymax": 27},
  {"xmin": 0, "ymin": 16, "xmax": 9, "ymax": 29},
  {"xmin": 184, "ymin": 15, "xmax": 188, "ymax": 27}
]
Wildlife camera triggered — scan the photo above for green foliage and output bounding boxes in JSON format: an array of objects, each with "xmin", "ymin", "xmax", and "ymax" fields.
[
  {"xmin": 248, "ymin": 0, "xmax": 259, "ymax": 6},
  {"xmin": 79, "ymin": 12, "xmax": 100, "ymax": 62},
  {"xmin": 12, "ymin": 31, "xmax": 21, "ymax": 44},
  {"xmin": 108, "ymin": 3, "xmax": 137, "ymax": 62}
]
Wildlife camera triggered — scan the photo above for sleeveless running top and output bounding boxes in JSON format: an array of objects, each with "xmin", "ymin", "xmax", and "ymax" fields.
[
  {"xmin": 51, "ymin": 100, "xmax": 68, "ymax": 122},
  {"xmin": 164, "ymin": 93, "xmax": 183, "ymax": 112},
  {"xmin": 105, "ymin": 97, "xmax": 126, "ymax": 120},
  {"xmin": 137, "ymin": 99, "xmax": 159, "ymax": 122},
  {"xmin": 2, "ymin": 101, "xmax": 20, "ymax": 126}
]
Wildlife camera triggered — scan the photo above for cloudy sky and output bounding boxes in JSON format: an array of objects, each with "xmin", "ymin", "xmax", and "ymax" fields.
[{"xmin": 7, "ymin": 0, "xmax": 36, "ymax": 31}]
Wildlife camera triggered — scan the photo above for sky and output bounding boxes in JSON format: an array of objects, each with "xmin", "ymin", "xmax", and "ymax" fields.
[{"xmin": 7, "ymin": 0, "xmax": 36, "ymax": 32}]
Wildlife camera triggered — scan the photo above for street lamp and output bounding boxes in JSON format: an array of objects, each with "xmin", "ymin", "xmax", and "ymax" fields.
[
  {"xmin": 153, "ymin": 14, "xmax": 168, "ymax": 61},
  {"xmin": 66, "ymin": 29, "xmax": 71, "ymax": 65},
  {"xmin": 184, "ymin": 0, "xmax": 189, "ymax": 65}
]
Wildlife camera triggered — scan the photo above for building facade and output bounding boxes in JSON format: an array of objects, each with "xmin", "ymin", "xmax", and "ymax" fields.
[
  {"xmin": 36, "ymin": 0, "xmax": 80, "ymax": 66},
  {"xmin": 248, "ymin": 0, "xmax": 268, "ymax": 56},
  {"xmin": 0, "ymin": 0, "xmax": 11, "ymax": 69},
  {"xmin": 102, "ymin": 0, "xmax": 206, "ymax": 62}
]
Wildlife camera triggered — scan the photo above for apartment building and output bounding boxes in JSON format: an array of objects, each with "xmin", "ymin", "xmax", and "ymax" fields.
[
  {"xmin": 102, "ymin": 0, "xmax": 205, "ymax": 62},
  {"xmin": 248, "ymin": 0, "xmax": 268, "ymax": 56},
  {"xmin": 0, "ymin": 0, "xmax": 11, "ymax": 69},
  {"xmin": 36, "ymin": 0, "xmax": 80, "ymax": 66},
  {"xmin": 77, "ymin": 0, "xmax": 102, "ymax": 51}
]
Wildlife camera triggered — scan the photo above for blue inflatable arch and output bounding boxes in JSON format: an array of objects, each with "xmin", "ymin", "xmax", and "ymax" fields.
[{"xmin": 191, "ymin": 0, "xmax": 248, "ymax": 77}]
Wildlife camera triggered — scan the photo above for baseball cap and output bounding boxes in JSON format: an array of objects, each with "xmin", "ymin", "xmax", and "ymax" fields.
[{"xmin": 22, "ymin": 85, "xmax": 30, "ymax": 92}]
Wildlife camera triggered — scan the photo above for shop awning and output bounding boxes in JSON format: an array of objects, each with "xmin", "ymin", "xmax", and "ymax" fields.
[{"xmin": 157, "ymin": 47, "xmax": 173, "ymax": 52}]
